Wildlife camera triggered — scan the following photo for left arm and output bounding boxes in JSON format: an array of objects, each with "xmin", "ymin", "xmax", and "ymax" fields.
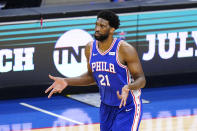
[
  {"xmin": 117, "ymin": 41, "xmax": 146, "ymax": 108},
  {"xmin": 119, "ymin": 41, "xmax": 146, "ymax": 90}
]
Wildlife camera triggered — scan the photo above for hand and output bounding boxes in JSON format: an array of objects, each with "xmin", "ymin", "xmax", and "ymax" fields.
[
  {"xmin": 45, "ymin": 74, "xmax": 68, "ymax": 98},
  {"xmin": 117, "ymin": 85, "xmax": 130, "ymax": 108}
]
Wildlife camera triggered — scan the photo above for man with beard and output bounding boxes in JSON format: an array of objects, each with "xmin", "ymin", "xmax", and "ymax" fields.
[{"xmin": 45, "ymin": 10, "xmax": 146, "ymax": 131}]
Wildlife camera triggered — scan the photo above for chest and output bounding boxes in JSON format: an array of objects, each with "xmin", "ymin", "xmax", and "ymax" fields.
[{"xmin": 90, "ymin": 54, "xmax": 117, "ymax": 74}]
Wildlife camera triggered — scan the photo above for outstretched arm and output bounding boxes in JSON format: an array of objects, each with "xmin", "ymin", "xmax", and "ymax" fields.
[{"xmin": 45, "ymin": 42, "xmax": 95, "ymax": 98}]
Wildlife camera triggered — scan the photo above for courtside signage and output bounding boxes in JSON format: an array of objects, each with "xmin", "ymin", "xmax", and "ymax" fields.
[
  {"xmin": 1, "ymin": 8, "xmax": 197, "ymax": 87},
  {"xmin": 53, "ymin": 29, "xmax": 93, "ymax": 77}
]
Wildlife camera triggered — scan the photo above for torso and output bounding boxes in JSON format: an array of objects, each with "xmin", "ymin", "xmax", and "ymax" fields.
[{"xmin": 89, "ymin": 38, "xmax": 134, "ymax": 106}]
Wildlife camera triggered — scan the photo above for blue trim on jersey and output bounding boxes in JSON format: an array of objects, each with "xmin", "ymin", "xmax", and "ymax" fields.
[{"xmin": 89, "ymin": 38, "xmax": 134, "ymax": 106}]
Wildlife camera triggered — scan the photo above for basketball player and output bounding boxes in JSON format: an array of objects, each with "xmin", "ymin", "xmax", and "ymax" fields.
[{"xmin": 45, "ymin": 10, "xmax": 146, "ymax": 131}]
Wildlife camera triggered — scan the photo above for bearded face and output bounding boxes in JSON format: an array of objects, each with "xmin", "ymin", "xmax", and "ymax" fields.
[
  {"xmin": 94, "ymin": 30, "xmax": 110, "ymax": 41},
  {"xmin": 94, "ymin": 18, "xmax": 111, "ymax": 42}
]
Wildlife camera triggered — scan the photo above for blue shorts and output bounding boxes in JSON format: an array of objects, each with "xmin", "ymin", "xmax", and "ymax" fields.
[{"xmin": 100, "ymin": 100, "xmax": 142, "ymax": 131}]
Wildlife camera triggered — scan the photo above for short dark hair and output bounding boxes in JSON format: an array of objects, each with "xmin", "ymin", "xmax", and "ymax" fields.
[{"xmin": 97, "ymin": 10, "xmax": 120, "ymax": 30}]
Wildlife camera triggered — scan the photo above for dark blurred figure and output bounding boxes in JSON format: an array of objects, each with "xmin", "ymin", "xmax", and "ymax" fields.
[
  {"xmin": 2, "ymin": 0, "xmax": 42, "ymax": 9},
  {"xmin": 0, "ymin": 0, "xmax": 6, "ymax": 9}
]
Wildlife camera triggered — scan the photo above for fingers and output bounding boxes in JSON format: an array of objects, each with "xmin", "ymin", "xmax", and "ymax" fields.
[
  {"xmin": 46, "ymin": 75, "xmax": 58, "ymax": 98},
  {"xmin": 117, "ymin": 90, "xmax": 127, "ymax": 108},
  {"xmin": 117, "ymin": 91, "xmax": 122, "ymax": 99},
  {"xmin": 119, "ymin": 98, "xmax": 127, "ymax": 108},
  {"xmin": 119, "ymin": 99, "xmax": 124, "ymax": 108},
  {"xmin": 46, "ymin": 85, "xmax": 63, "ymax": 98},
  {"xmin": 48, "ymin": 89, "xmax": 56, "ymax": 98},
  {"xmin": 49, "ymin": 74, "xmax": 56, "ymax": 81},
  {"xmin": 123, "ymin": 99, "xmax": 126, "ymax": 107},
  {"xmin": 117, "ymin": 91, "xmax": 124, "ymax": 108},
  {"xmin": 47, "ymin": 88, "xmax": 63, "ymax": 98},
  {"xmin": 58, "ymin": 90, "xmax": 62, "ymax": 93},
  {"xmin": 48, "ymin": 88, "xmax": 62, "ymax": 98},
  {"xmin": 45, "ymin": 85, "xmax": 53, "ymax": 94}
]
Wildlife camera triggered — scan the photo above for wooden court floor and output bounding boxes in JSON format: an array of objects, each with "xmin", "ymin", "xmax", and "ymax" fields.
[
  {"xmin": 32, "ymin": 114, "xmax": 197, "ymax": 131},
  {"xmin": 1, "ymin": 84, "xmax": 197, "ymax": 131}
]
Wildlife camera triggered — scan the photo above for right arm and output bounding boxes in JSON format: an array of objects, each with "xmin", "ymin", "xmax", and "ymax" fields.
[
  {"xmin": 45, "ymin": 42, "xmax": 95, "ymax": 98},
  {"xmin": 64, "ymin": 42, "xmax": 95, "ymax": 86}
]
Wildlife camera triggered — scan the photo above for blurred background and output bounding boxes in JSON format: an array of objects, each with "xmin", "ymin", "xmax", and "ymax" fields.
[
  {"xmin": 0, "ymin": 0, "xmax": 197, "ymax": 130},
  {"xmin": 0, "ymin": 0, "xmax": 197, "ymax": 98}
]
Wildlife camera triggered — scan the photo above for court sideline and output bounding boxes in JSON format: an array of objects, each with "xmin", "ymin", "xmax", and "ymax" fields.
[{"xmin": 0, "ymin": 84, "xmax": 197, "ymax": 131}]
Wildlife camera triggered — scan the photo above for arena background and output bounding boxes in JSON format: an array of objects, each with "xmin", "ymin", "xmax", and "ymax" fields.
[{"xmin": 0, "ymin": 0, "xmax": 197, "ymax": 99}]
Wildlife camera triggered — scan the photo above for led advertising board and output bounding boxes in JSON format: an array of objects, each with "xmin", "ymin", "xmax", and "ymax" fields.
[{"xmin": 0, "ymin": 8, "xmax": 197, "ymax": 87}]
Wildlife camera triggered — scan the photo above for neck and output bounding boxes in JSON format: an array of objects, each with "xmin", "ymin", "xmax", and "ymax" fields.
[{"xmin": 98, "ymin": 36, "xmax": 114, "ymax": 52}]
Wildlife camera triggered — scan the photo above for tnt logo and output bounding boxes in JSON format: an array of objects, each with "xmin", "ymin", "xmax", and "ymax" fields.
[{"xmin": 53, "ymin": 29, "xmax": 93, "ymax": 77}]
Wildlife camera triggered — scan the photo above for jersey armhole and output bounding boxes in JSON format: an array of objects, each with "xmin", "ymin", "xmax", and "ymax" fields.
[
  {"xmin": 116, "ymin": 40, "xmax": 132, "ymax": 84},
  {"xmin": 89, "ymin": 41, "xmax": 94, "ymax": 64},
  {"xmin": 116, "ymin": 40, "xmax": 127, "ymax": 69}
]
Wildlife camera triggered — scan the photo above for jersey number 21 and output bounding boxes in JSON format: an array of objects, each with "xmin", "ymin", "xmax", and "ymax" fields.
[{"xmin": 98, "ymin": 74, "xmax": 110, "ymax": 86}]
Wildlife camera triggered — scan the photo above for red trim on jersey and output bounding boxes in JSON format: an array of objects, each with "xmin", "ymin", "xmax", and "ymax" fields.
[
  {"xmin": 89, "ymin": 41, "xmax": 94, "ymax": 64},
  {"xmin": 134, "ymin": 90, "xmax": 142, "ymax": 131},
  {"xmin": 131, "ymin": 90, "xmax": 141, "ymax": 131},
  {"xmin": 135, "ymin": 96, "xmax": 141, "ymax": 131},
  {"xmin": 126, "ymin": 68, "xmax": 130, "ymax": 84},
  {"xmin": 96, "ymin": 38, "xmax": 117, "ymax": 56},
  {"xmin": 116, "ymin": 40, "xmax": 133, "ymax": 84},
  {"xmin": 116, "ymin": 40, "xmax": 127, "ymax": 68},
  {"xmin": 131, "ymin": 91, "xmax": 137, "ymax": 131}
]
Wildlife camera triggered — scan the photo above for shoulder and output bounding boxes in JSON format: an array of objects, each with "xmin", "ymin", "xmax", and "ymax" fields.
[
  {"xmin": 85, "ymin": 41, "xmax": 94, "ymax": 52},
  {"xmin": 118, "ymin": 40, "xmax": 137, "ymax": 57},
  {"xmin": 85, "ymin": 41, "xmax": 94, "ymax": 58}
]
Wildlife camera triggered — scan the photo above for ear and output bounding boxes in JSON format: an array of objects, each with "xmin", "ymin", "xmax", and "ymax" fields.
[{"xmin": 110, "ymin": 27, "xmax": 115, "ymax": 34}]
